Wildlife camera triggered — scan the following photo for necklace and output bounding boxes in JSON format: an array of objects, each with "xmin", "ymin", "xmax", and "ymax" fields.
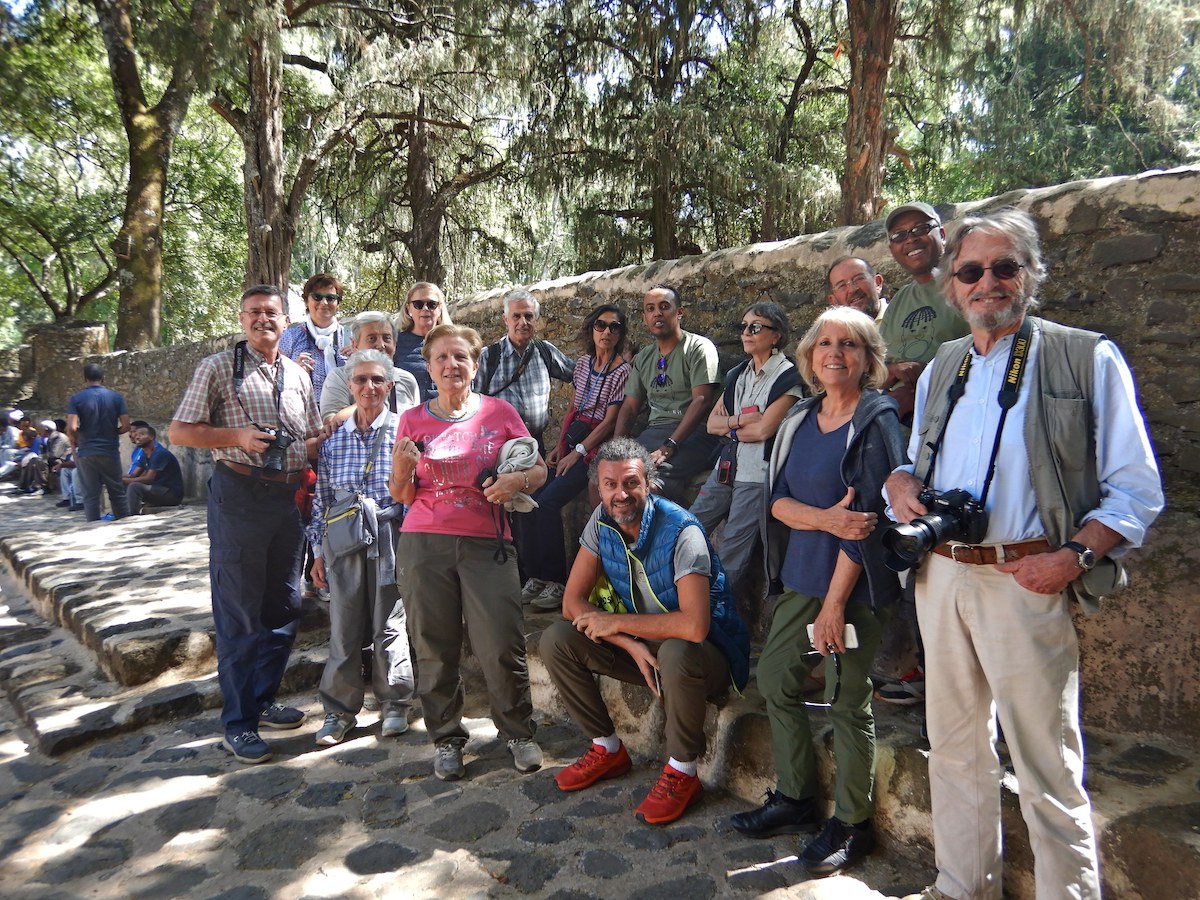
[{"xmin": 431, "ymin": 395, "xmax": 474, "ymax": 421}]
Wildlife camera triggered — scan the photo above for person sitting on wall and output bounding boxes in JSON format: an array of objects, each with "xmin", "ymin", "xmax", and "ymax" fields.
[
  {"xmin": 18, "ymin": 420, "xmax": 70, "ymax": 496},
  {"xmin": 123, "ymin": 422, "xmax": 185, "ymax": 514},
  {"xmin": 540, "ymin": 437, "xmax": 749, "ymax": 826}
]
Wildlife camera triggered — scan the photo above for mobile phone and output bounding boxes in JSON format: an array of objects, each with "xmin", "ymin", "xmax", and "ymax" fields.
[
  {"xmin": 717, "ymin": 459, "xmax": 733, "ymax": 485},
  {"xmin": 807, "ymin": 623, "xmax": 859, "ymax": 650},
  {"xmin": 652, "ymin": 667, "xmax": 662, "ymax": 697},
  {"xmin": 741, "ymin": 404, "xmax": 760, "ymax": 415}
]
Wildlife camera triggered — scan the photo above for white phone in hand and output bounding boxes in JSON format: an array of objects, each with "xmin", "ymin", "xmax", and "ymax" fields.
[{"xmin": 807, "ymin": 623, "xmax": 859, "ymax": 650}]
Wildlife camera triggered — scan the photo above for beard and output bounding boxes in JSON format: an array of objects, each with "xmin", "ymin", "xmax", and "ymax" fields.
[
  {"xmin": 959, "ymin": 292, "xmax": 1025, "ymax": 332},
  {"xmin": 605, "ymin": 498, "xmax": 643, "ymax": 525}
]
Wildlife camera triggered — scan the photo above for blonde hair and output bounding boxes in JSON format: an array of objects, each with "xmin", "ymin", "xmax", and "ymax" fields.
[
  {"xmin": 397, "ymin": 282, "xmax": 452, "ymax": 332},
  {"xmin": 795, "ymin": 307, "xmax": 889, "ymax": 393}
]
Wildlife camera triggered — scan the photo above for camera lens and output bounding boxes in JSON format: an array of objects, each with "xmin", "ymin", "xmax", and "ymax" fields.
[{"xmin": 882, "ymin": 515, "xmax": 952, "ymax": 571}]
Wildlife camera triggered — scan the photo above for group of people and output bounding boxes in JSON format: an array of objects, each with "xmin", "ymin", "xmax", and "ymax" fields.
[{"xmin": 166, "ymin": 203, "xmax": 1162, "ymax": 900}]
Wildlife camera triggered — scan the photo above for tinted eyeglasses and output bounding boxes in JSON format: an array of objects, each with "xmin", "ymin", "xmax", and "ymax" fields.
[
  {"xmin": 737, "ymin": 322, "xmax": 778, "ymax": 336},
  {"xmin": 888, "ymin": 221, "xmax": 938, "ymax": 244},
  {"xmin": 654, "ymin": 355, "xmax": 673, "ymax": 388},
  {"xmin": 409, "ymin": 299, "xmax": 440, "ymax": 311},
  {"xmin": 952, "ymin": 259, "xmax": 1024, "ymax": 284},
  {"xmin": 592, "ymin": 319, "xmax": 625, "ymax": 333},
  {"xmin": 310, "ymin": 292, "xmax": 341, "ymax": 303},
  {"xmin": 351, "ymin": 375, "xmax": 390, "ymax": 386}
]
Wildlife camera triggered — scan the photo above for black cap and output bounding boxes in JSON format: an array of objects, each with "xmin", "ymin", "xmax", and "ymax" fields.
[{"xmin": 885, "ymin": 202, "xmax": 941, "ymax": 233}]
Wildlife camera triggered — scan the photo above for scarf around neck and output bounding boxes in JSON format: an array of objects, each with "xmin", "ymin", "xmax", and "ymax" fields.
[{"xmin": 305, "ymin": 317, "xmax": 341, "ymax": 374}]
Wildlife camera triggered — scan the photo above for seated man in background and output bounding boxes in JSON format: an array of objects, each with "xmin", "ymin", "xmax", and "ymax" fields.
[
  {"xmin": 540, "ymin": 438, "xmax": 749, "ymax": 826},
  {"xmin": 123, "ymin": 422, "xmax": 185, "ymax": 514}
]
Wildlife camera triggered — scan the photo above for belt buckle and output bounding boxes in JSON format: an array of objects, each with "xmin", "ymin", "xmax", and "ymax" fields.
[{"xmin": 948, "ymin": 541, "xmax": 975, "ymax": 564}]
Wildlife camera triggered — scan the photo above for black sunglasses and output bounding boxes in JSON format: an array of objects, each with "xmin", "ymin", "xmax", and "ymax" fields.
[
  {"xmin": 952, "ymin": 259, "xmax": 1024, "ymax": 284},
  {"xmin": 737, "ymin": 322, "xmax": 779, "ymax": 335},
  {"xmin": 888, "ymin": 221, "xmax": 938, "ymax": 244},
  {"xmin": 655, "ymin": 355, "xmax": 672, "ymax": 388},
  {"xmin": 592, "ymin": 319, "xmax": 625, "ymax": 333},
  {"xmin": 310, "ymin": 292, "xmax": 341, "ymax": 303},
  {"xmin": 409, "ymin": 299, "xmax": 440, "ymax": 310}
]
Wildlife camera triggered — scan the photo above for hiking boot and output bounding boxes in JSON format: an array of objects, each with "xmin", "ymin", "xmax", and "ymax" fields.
[
  {"xmin": 315, "ymin": 712, "xmax": 355, "ymax": 746},
  {"xmin": 520, "ymin": 578, "xmax": 547, "ymax": 604},
  {"xmin": 529, "ymin": 581, "xmax": 565, "ymax": 611},
  {"xmin": 875, "ymin": 665, "xmax": 925, "ymax": 705},
  {"xmin": 380, "ymin": 704, "xmax": 409, "ymax": 737},
  {"xmin": 434, "ymin": 741, "xmax": 466, "ymax": 781},
  {"xmin": 507, "ymin": 738, "xmax": 544, "ymax": 773},
  {"xmin": 730, "ymin": 789, "xmax": 820, "ymax": 837},
  {"xmin": 801, "ymin": 816, "xmax": 876, "ymax": 877},
  {"xmin": 222, "ymin": 731, "xmax": 272, "ymax": 765},
  {"xmin": 635, "ymin": 765, "xmax": 703, "ymax": 825},
  {"xmin": 259, "ymin": 702, "xmax": 306, "ymax": 730},
  {"xmin": 555, "ymin": 743, "xmax": 632, "ymax": 792}
]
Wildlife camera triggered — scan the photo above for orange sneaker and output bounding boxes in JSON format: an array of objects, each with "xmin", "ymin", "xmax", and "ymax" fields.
[
  {"xmin": 554, "ymin": 743, "xmax": 632, "ymax": 792},
  {"xmin": 634, "ymin": 764, "xmax": 703, "ymax": 825}
]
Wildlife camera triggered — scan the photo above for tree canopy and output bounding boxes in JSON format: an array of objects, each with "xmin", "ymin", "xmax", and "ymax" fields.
[{"xmin": 1, "ymin": 0, "xmax": 1197, "ymax": 348}]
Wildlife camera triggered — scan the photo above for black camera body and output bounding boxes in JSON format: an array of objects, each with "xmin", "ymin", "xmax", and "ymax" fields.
[
  {"xmin": 882, "ymin": 487, "xmax": 988, "ymax": 571},
  {"xmin": 259, "ymin": 426, "xmax": 295, "ymax": 473}
]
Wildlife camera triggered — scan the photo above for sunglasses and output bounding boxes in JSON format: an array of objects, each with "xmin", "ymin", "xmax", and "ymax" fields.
[
  {"xmin": 737, "ymin": 322, "xmax": 778, "ymax": 335},
  {"xmin": 952, "ymin": 259, "xmax": 1024, "ymax": 284},
  {"xmin": 310, "ymin": 292, "xmax": 341, "ymax": 303},
  {"xmin": 409, "ymin": 299, "xmax": 440, "ymax": 310},
  {"xmin": 654, "ymin": 355, "xmax": 673, "ymax": 388},
  {"xmin": 351, "ymin": 375, "xmax": 390, "ymax": 386},
  {"xmin": 592, "ymin": 319, "xmax": 625, "ymax": 333},
  {"xmin": 888, "ymin": 221, "xmax": 938, "ymax": 244}
]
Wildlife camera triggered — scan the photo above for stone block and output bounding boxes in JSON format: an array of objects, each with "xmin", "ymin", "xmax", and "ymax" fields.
[{"xmin": 1092, "ymin": 233, "xmax": 1166, "ymax": 267}]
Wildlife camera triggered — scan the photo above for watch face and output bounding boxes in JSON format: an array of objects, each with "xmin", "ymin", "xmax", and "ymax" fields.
[{"xmin": 1079, "ymin": 549, "xmax": 1096, "ymax": 570}]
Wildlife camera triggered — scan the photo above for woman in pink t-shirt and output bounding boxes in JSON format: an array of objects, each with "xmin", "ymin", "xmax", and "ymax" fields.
[{"xmin": 390, "ymin": 323, "xmax": 548, "ymax": 782}]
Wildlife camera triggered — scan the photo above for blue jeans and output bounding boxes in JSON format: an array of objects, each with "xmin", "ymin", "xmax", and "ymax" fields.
[
  {"xmin": 207, "ymin": 465, "xmax": 304, "ymax": 736},
  {"xmin": 512, "ymin": 457, "xmax": 590, "ymax": 584}
]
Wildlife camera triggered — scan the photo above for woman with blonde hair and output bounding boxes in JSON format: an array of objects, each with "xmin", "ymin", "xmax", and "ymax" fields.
[{"xmin": 394, "ymin": 282, "xmax": 453, "ymax": 402}]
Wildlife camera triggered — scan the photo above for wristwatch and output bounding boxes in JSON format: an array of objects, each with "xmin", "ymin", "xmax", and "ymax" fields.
[
  {"xmin": 574, "ymin": 443, "xmax": 587, "ymax": 455},
  {"xmin": 1061, "ymin": 540, "xmax": 1097, "ymax": 571}
]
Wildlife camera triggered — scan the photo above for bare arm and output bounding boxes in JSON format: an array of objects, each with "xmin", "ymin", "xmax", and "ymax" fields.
[
  {"xmin": 668, "ymin": 383, "xmax": 718, "ymax": 446},
  {"xmin": 613, "ymin": 394, "xmax": 642, "ymax": 438},
  {"xmin": 705, "ymin": 395, "xmax": 732, "ymax": 436},
  {"xmin": 810, "ymin": 550, "xmax": 862, "ymax": 656},
  {"xmin": 389, "ymin": 437, "xmax": 420, "ymax": 505},
  {"xmin": 734, "ymin": 392, "xmax": 799, "ymax": 443},
  {"xmin": 571, "ymin": 572, "xmax": 711, "ymax": 644},
  {"xmin": 117, "ymin": 414, "xmax": 130, "ymax": 435},
  {"xmin": 169, "ymin": 420, "xmax": 276, "ymax": 456},
  {"xmin": 997, "ymin": 520, "xmax": 1126, "ymax": 596},
  {"xmin": 771, "ymin": 487, "xmax": 876, "ymax": 540},
  {"xmin": 555, "ymin": 401, "xmax": 623, "ymax": 477}
]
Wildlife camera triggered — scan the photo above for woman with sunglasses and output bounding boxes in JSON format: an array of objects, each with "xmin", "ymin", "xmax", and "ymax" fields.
[
  {"xmin": 518, "ymin": 304, "xmax": 632, "ymax": 611},
  {"xmin": 729, "ymin": 307, "xmax": 905, "ymax": 879},
  {"xmin": 689, "ymin": 302, "xmax": 799, "ymax": 595},
  {"xmin": 395, "ymin": 282, "xmax": 454, "ymax": 402},
  {"xmin": 280, "ymin": 272, "xmax": 351, "ymax": 404}
]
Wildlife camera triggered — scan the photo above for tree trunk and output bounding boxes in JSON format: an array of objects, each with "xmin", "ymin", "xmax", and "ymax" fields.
[
  {"xmin": 404, "ymin": 95, "xmax": 447, "ymax": 284},
  {"xmin": 114, "ymin": 122, "xmax": 169, "ymax": 348},
  {"xmin": 651, "ymin": 144, "xmax": 676, "ymax": 259},
  {"xmin": 839, "ymin": 0, "xmax": 899, "ymax": 226}
]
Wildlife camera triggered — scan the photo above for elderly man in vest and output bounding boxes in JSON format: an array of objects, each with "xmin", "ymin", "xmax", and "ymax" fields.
[
  {"xmin": 885, "ymin": 209, "xmax": 1163, "ymax": 900},
  {"xmin": 540, "ymin": 437, "xmax": 749, "ymax": 826}
]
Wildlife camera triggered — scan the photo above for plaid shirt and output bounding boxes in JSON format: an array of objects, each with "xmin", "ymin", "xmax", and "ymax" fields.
[
  {"xmin": 474, "ymin": 336, "xmax": 574, "ymax": 437},
  {"xmin": 173, "ymin": 344, "xmax": 321, "ymax": 472},
  {"xmin": 307, "ymin": 410, "xmax": 398, "ymax": 553}
]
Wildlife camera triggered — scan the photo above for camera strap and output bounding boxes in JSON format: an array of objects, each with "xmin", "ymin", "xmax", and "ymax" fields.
[
  {"xmin": 232, "ymin": 340, "xmax": 287, "ymax": 431},
  {"xmin": 921, "ymin": 316, "xmax": 1033, "ymax": 508}
]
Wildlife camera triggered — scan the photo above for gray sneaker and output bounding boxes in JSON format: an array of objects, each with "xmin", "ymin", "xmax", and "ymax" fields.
[
  {"xmin": 520, "ymin": 578, "xmax": 547, "ymax": 603},
  {"xmin": 380, "ymin": 704, "xmax": 409, "ymax": 737},
  {"xmin": 508, "ymin": 737, "xmax": 544, "ymax": 773},
  {"xmin": 434, "ymin": 741, "xmax": 466, "ymax": 781},
  {"xmin": 315, "ymin": 712, "xmax": 355, "ymax": 746},
  {"xmin": 529, "ymin": 581, "xmax": 565, "ymax": 611}
]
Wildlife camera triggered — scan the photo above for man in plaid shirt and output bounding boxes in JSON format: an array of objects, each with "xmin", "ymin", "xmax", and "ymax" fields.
[{"xmin": 170, "ymin": 285, "xmax": 323, "ymax": 765}]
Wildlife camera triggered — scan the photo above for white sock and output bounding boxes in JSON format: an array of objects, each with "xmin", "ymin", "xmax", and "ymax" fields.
[
  {"xmin": 592, "ymin": 734, "xmax": 621, "ymax": 754},
  {"xmin": 667, "ymin": 757, "xmax": 696, "ymax": 777}
]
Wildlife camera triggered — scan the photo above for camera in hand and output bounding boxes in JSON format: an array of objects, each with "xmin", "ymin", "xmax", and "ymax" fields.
[
  {"xmin": 882, "ymin": 488, "xmax": 988, "ymax": 571},
  {"xmin": 259, "ymin": 426, "xmax": 295, "ymax": 473}
]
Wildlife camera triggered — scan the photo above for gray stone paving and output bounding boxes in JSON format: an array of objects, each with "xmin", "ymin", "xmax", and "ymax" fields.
[{"xmin": 0, "ymin": 485, "xmax": 1196, "ymax": 897}]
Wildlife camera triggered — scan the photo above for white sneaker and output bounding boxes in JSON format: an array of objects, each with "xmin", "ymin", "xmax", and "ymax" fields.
[
  {"xmin": 315, "ymin": 712, "xmax": 355, "ymax": 746},
  {"xmin": 380, "ymin": 704, "xmax": 409, "ymax": 737},
  {"xmin": 508, "ymin": 737, "xmax": 544, "ymax": 773},
  {"xmin": 520, "ymin": 578, "xmax": 547, "ymax": 603},
  {"xmin": 529, "ymin": 581, "xmax": 565, "ymax": 611}
]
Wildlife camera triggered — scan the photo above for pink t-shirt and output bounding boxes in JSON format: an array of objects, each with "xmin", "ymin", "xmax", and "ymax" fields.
[{"xmin": 397, "ymin": 395, "xmax": 530, "ymax": 540}]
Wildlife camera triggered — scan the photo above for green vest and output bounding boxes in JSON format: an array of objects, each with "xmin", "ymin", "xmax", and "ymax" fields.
[{"xmin": 913, "ymin": 317, "xmax": 1123, "ymax": 613}]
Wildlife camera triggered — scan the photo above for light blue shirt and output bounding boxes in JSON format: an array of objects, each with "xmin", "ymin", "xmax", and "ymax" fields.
[{"xmin": 891, "ymin": 329, "xmax": 1162, "ymax": 555}]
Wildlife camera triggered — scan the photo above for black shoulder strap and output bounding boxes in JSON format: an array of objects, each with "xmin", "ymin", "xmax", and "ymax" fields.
[{"xmin": 481, "ymin": 342, "xmax": 502, "ymax": 395}]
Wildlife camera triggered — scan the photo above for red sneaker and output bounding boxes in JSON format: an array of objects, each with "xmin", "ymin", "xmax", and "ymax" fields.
[
  {"xmin": 634, "ymin": 764, "xmax": 703, "ymax": 825},
  {"xmin": 554, "ymin": 743, "xmax": 632, "ymax": 792}
]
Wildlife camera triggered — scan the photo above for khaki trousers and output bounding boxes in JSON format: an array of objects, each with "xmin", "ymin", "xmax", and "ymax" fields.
[
  {"xmin": 539, "ymin": 619, "xmax": 729, "ymax": 761},
  {"xmin": 918, "ymin": 552, "xmax": 1100, "ymax": 900}
]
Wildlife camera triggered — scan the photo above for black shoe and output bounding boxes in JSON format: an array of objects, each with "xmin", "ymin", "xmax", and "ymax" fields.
[
  {"xmin": 801, "ymin": 817, "xmax": 875, "ymax": 877},
  {"xmin": 730, "ymin": 790, "xmax": 820, "ymax": 838},
  {"xmin": 55, "ymin": 499, "xmax": 70, "ymax": 507}
]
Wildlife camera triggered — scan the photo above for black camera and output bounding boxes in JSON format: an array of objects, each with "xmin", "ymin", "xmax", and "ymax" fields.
[
  {"xmin": 882, "ymin": 488, "xmax": 988, "ymax": 571},
  {"xmin": 259, "ymin": 426, "xmax": 295, "ymax": 473}
]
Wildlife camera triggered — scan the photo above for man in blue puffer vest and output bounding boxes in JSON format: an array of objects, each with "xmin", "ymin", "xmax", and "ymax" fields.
[{"xmin": 540, "ymin": 437, "xmax": 749, "ymax": 826}]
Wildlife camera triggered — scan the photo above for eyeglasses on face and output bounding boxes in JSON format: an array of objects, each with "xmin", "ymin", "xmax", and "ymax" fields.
[
  {"xmin": 351, "ymin": 375, "xmax": 390, "ymax": 386},
  {"xmin": 952, "ymin": 259, "xmax": 1024, "ymax": 284},
  {"xmin": 409, "ymin": 299, "xmax": 440, "ymax": 311},
  {"xmin": 310, "ymin": 292, "xmax": 341, "ymax": 303},
  {"xmin": 831, "ymin": 273, "xmax": 871, "ymax": 294},
  {"xmin": 737, "ymin": 322, "xmax": 779, "ymax": 336},
  {"xmin": 888, "ymin": 221, "xmax": 938, "ymax": 244},
  {"xmin": 592, "ymin": 319, "xmax": 625, "ymax": 333}
]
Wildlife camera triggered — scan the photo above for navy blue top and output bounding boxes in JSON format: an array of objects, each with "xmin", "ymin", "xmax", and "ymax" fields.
[
  {"xmin": 394, "ymin": 330, "xmax": 436, "ymax": 402},
  {"xmin": 145, "ymin": 442, "xmax": 185, "ymax": 496},
  {"xmin": 771, "ymin": 414, "xmax": 870, "ymax": 605},
  {"xmin": 66, "ymin": 385, "xmax": 128, "ymax": 458}
]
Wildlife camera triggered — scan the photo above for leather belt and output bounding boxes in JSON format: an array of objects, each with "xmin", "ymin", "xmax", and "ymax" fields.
[
  {"xmin": 932, "ymin": 538, "xmax": 1053, "ymax": 566},
  {"xmin": 217, "ymin": 460, "xmax": 304, "ymax": 486}
]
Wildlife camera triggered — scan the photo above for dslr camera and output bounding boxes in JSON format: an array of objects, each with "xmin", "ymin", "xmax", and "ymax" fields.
[
  {"xmin": 259, "ymin": 426, "xmax": 295, "ymax": 473},
  {"xmin": 882, "ymin": 488, "xmax": 988, "ymax": 571}
]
